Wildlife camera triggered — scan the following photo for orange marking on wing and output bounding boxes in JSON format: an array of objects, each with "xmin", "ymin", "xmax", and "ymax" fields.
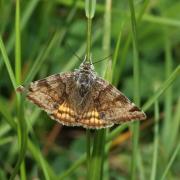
[
  {"xmin": 82, "ymin": 110, "xmax": 99, "ymax": 119},
  {"xmin": 58, "ymin": 103, "xmax": 76, "ymax": 117},
  {"xmin": 79, "ymin": 109, "xmax": 112, "ymax": 128},
  {"xmin": 52, "ymin": 102, "xmax": 77, "ymax": 124}
]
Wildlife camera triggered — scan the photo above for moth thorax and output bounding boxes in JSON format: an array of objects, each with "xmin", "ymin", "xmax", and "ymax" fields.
[{"xmin": 76, "ymin": 72, "xmax": 94, "ymax": 97}]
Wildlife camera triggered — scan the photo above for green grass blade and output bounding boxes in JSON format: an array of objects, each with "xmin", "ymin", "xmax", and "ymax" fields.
[
  {"xmin": 168, "ymin": 98, "xmax": 180, "ymax": 152},
  {"xmin": 162, "ymin": 31, "xmax": 173, "ymax": 155},
  {"xmin": 90, "ymin": 1, "xmax": 112, "ymax": 180},
  {"xmin": 58, "ymin": 123, "xmax": 128, "ymax": 179},
  {"xmin": 85, "ymin": 0, "xmax": 96, "ymax": 19},
  {"xmin": 115, "ymin": 0, "xmax": 150, "ymax": 85},
  {"xmin": 27, "ymin": 140, "xmax": 54, "ymax": 180},
  {"xmin": 143, "ymin": 14, "xmax": 180, "ymax": 27},
  {"xmin": 128, "ymin": 0, "xmax": 142, "ymax": 179},
  {"xmin": 128, "ymin": 0, "xmax": 140, "ymax": 105},
  {"xmin": 112, "ymin": 29, "xmax": 122, "ymax": 73},
  {"xmin": 10, "ymin": 1, "xmax": 27, "ymax": 179},
  {"xmin": 112, "ymin": 23, "xmax": 124, "ymax": 84},
  {"xmin": 24, "ymin": 6, "xmax": 77, "ymax": 84},
  {"xmin": 160, "ymin": 142, "xmax": 180, "ymax": 180},
  {"xmin": 15, "ymin": 0, "xmax": 21, "ymax": 84},
  {"xmin": 0, "ymin": 101, "xmax": 17, "ymax": 129},
  {"xmin": 0, "ymin": 0, "xmax": 40, "ymax": 70},
  {"xmin": 86, "ymin": 129, "xmax": 91, "ymax": 179},
  {"xmin": 9, "ymin": 100, "xmax": 27, "ymax": 180},
  {"xmin": 0, "ymin": 36, "xmax": 17, "ymax": 89},
  {"xmin": 85, "ymin": 0, "xmax": 97, "ymax": 179},
  {"xmin": 85, "ymin": 0, "xmax": 95, "ymax": 61},
  {"xmin": 6, "ymin": 0, "xmax": 40, "ymax": 53},
  {"xmin": 58, "ymin": 155, "xmax": 86, "ymax": 179},
  {"xmin": 0, "ymin": 105, "xmax": 57, "ymax": 179},
  {"xmin": 150, "ymin": 100, "xmax": 159, "ymax": 180},
  {"xmin": 24, "ymin": 31, "xmax": 61, "ymax": 84},
  {"xmin": 90, "ymin": 130, "xmax": 106, "ymax": 180},
  {"xmin": 142, "ymin": 65, "xmax": 180, "ymax": 111},
  {"xmin": 0, "ymin": 136, "xmax": 13, "ymax": 146},
  {"xmin": 0, "ymin": 123, "xmax": 11, "ymax": 137},
  {"xmin": 62, "ymin": 27, "xmax": 101, "ymax": 71}
]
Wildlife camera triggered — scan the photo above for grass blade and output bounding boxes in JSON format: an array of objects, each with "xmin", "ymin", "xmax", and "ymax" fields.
[
  {"xmin": 90, "ymin": 1, "xmax": 111, "ymax": 180},
  {"xmin": 160, "ymin": 142, "xmax": 180, "ymax": 180},
  {"xmin": 15, "ymin": 0, "xmax": 21, "ymax": 84},
  {"xmin": 162, "ymin": 31, "xmax": 173, "ymax": 155},
  {"xmin": 84, "ymin": 0, "xmax": 97, "ymax": 179},
  {"xmin": 0, "ymin": 36, "xmax": 17, "ymax": 89},
  {"xmin": 85, "ymin": 0, "xmax": 96, "ymax": 19},
  {"xmin": 0, "ymin": 0, "xmax": 40, "ymax": 70},
  {"xmin": 142, "ymin": 65, "xmax": 180, "ymax": 111},
  {"xmin": 10, "ymin": 1, "xmax": 27, "ymax": 179},
  {"xmin": 128, "ymin": 0, "xmax": 142, "ymax": 179},
  {"xmin": 150, "ymin": 99, "xmax": 159, "ymax": 180}
]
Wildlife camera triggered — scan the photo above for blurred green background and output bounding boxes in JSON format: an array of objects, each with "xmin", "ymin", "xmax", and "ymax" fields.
[{"xmin": 0, "ymin": 0, "xmax": 180, "ymax": 179}]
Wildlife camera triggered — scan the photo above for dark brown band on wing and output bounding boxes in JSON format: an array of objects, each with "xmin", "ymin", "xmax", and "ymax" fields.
[
  {"xmin": 111, "ymin": 94, "xmax": 130, "ymax": 104},
  {"xmin": 27, "ymin": 95, "xmax": 49, "ymax": 110},
  {"xmin": 129, "ymin": 105, "xmax": 140, "ymax": 112}
]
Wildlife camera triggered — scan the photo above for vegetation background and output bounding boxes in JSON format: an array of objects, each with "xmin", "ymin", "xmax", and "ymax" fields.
[{"xmin": 0, "ymin": 0, "xmax": 179, "ymax": 179}]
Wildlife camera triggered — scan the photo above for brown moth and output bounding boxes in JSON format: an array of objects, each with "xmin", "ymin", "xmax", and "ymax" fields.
[{"xmin": 17, "ymin": 57, "xmax": 146, "ymax": 129}]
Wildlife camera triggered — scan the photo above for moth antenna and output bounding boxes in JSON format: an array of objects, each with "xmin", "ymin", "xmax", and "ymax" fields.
[
  {"xmin": 65, "ymin": 42, "xmax": 82, "ymax": 62},
  {"xmin": 92, "ymin": 54, "xmax": 112, "ymax": 65}
]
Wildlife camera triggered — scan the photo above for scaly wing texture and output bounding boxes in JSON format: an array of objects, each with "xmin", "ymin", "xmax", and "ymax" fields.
[
  {"xmin": 19, "ymin": 73, "xmax": 77, "ymax": 124},
  {"xmin": 92, "ymin": 77, "xmax": 146, "ymax": 124},
  {"xmin": 50, "ymin": 101, "xmax": 79, "ymax": 127},
  {"xmin": 78, "ymin": 108, "xmax": 113, "ymax": 129},
  {"xmin": 18, "ymin": 74, "xmax": 146, "ymax": 129}
]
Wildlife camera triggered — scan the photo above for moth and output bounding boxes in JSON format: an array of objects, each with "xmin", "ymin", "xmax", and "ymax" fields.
[{"xmin": 17, "ymin": 57, "xmax": 146, "ymax": 129}]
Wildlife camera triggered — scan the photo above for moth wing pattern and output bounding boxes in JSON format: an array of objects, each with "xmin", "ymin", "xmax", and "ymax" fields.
[
  {"xmin": 92, "ymin": 77, "xmax": 146, "ymax": 124},
  {"xmin": 20, "ymin": 72, "xmax": 73, "ymax": 115},
  {"xmin": 78, "ymin": 108, "xmax": 113, "ymax": 129},
  {"xmin": 50, "ymin": 101, "xmax": 79, "ymax": 127},
  {"xmin": 17, "ymin": 70, "xmax": 146, "ymax": 129}
]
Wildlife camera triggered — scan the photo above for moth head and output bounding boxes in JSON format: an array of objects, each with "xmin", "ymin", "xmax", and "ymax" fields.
[{"xmin": 79, "ymin": 55, "xmax": 95, "ymax": 71}]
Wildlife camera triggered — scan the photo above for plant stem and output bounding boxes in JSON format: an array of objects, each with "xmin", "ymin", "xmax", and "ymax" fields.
[
  {"xmin": 160, "ymin": 142, "xmax": 180, "ymax": 180},
  {"xmin": 0, "ymin": 37, "xmax": 17, "ymax": 90},
  {"xmin": 142, "ymin": 65, "xmax": 180, "ymax": 111},
  {"xmin": 90, "ymin": 130, "xmax": 106, "ymax": 180},
  {"xmin": 86, "ymin": 15, "xmax": 92, "ymax": 180},
  {"xmin": 162, "ymin": 30, "xmax": 173, "ymax": 155},
  {"xmin": 10, "ymin": 1, "xmax": 27, "ymax": 179},
  {"xmin": 128, "ymin": 0, "xmax": 142, "ymax": 179},
  {"xmin": 86, "ymin": 129, "xmax": 91, "ymax": 180},
  {"xmin": 150, "ymin": 100, "xmax": 159, "ymax": 180},
  {"xmin": 0, "ymin": 0, "xmax": 40, "ymax": 70},
  {"xmin": 85, "ymin": 0, "xmax": 96, "ymax": 179},
  {"xmin": 86, "ymin": 17, "xmax": 92, "ymax": 62},
  {"xmin": 90, "ymin": 1, "xmax": 112, "ymax": 180},
  {"xmin": 115, "ymin": 0, "xmax": 150, "ymax": 86},
  {"xmin": 15, "ymin": 0, "xmax": 21, "ymax": 85}
]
